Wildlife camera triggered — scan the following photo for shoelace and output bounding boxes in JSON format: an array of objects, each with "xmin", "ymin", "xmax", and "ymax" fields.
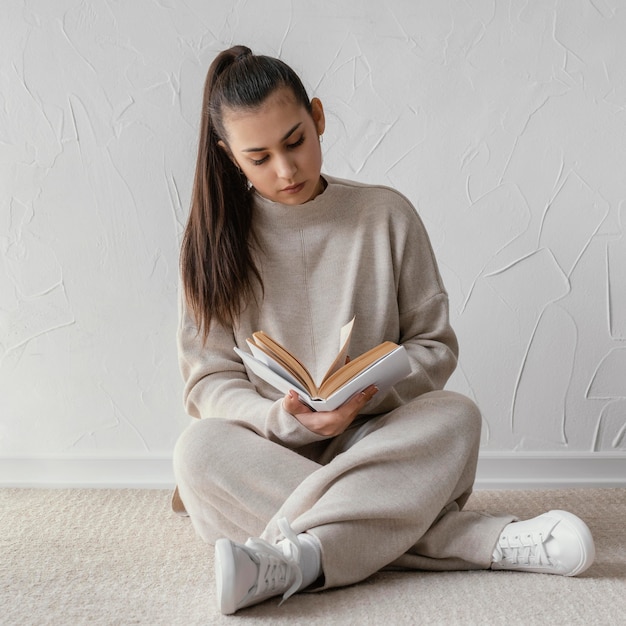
[
  {"xmin": 499, "ymin": 531, "xmax": 551, "ymax": 566},
  {"xmin": 244, "ymin": 518, "xmax": 303, "ymax": 605}
]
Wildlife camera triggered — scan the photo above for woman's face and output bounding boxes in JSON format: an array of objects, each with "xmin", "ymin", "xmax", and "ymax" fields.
[{"xmin": 219, "ymin": 87, "xmax": 326, "ymax": 205}]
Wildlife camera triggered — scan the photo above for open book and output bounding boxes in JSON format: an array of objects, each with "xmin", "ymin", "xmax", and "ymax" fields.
[{"xmin": 234, "ymin": 318, "xmax": 411, "ymax": 411}]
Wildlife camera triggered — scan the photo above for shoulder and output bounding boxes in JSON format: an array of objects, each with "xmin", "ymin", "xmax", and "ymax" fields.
[
  {"xmin": 324, "ymin": 175, "xmax": 425, "ymax": 228},
  {"xmin": 326, "ymin": 175, "xmax": 412, "ymax": 204}
]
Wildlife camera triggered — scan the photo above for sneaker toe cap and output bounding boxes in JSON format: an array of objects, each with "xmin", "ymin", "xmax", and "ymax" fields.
[{"xmin": 547, "ymin": 510, "xmax": 596, "ymax": 576}]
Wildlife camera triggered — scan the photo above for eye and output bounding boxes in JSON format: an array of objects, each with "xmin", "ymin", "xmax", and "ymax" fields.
[
  {"xmin": 251, "ymin": 155, "xmax": 269, "ymax": 166},
  {"xmin": 287, "ymin": 135, "xmax": 305, "ymax": 149}
]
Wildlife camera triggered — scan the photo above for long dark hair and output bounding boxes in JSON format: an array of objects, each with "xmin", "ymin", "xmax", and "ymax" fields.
[{"xmin": 180, "ymin": 45, "xmax": 312, "ymax": 341}]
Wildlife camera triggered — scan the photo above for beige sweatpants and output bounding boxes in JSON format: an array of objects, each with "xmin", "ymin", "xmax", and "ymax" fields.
[{"xmin": 173, "ymin": 390, "xmax": 514, "ymax": 589}]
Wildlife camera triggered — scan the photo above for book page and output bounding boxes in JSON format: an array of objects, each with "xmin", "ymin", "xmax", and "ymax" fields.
[
  {"xmin": 319, "ymin": 341, "xmax": 398, "ymax": 398},
  {"xmin": 320, "ymin": 316, "xmax": 355, "ymax": 384},
  {"xmin": 235, "ymin": 348, "xmax": 312, "ymax": 399},
  {"xmin": 309, "ymin": 345, "xmax": 411, "ymax": 410},
  {"xmin": 247, "ymin": 340, "xmax": 311, "ymax": 395},
  {"xmin": 251, "ymin": 331, "xmax": 318, "ymax": 395}
]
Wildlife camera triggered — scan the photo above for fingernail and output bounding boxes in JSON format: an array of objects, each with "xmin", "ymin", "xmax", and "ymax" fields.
[{"xmin": 362, "ymin": 386, "xmax": 378, "ymax": 400}]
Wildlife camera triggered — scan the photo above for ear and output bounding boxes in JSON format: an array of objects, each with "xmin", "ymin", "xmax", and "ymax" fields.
[
  {"xmin": 310, "ymin": 97, "xmax": 326, "ymax": 136},
  {"xmin": 217, "ymin": 139, "xmax": 231, "ymax": 156},
  {"xmin": 218, "ymin": 139, "xmax": 240, "ymax": 169}
]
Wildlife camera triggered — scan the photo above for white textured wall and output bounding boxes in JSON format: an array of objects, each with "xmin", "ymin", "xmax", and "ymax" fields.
[{"xmin": 2, "ymin": 1, "xmax": 625, "ymax": 468}]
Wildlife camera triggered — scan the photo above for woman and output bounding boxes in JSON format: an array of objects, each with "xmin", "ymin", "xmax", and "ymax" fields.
[{"xmin": 173, "ymin": 45, "xmax": 595, "ymax": 615}]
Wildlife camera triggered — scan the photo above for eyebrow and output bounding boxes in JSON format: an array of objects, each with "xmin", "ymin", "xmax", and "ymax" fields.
[{"xmin": 241, "ymin": 122, "xmax": 302, "ymax": 153}]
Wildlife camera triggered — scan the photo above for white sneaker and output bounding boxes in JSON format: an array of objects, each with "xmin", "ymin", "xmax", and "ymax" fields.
[
  {"xmin": 215, "ymin": 518, "xmax": 304, "ymax": 615},
  {"xmin": 491, "ymin": 510, "xmax": 595, "ymax": 576}
]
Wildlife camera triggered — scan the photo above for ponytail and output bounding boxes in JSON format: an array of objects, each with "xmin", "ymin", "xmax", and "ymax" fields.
[{"xmin": 181, "ymin": 46, "xmax": 313, "ymax": 341}]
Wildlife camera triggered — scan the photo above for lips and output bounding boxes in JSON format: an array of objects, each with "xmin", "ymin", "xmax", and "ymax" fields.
[{"xmin": 282, "ymin": 182, "xmax": 305, "ymax": 194}]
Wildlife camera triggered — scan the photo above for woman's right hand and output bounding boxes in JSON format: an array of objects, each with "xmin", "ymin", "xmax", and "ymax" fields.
[{"xmin": 282, "ymin": 385, "xmax": 378, "ymax": 437}]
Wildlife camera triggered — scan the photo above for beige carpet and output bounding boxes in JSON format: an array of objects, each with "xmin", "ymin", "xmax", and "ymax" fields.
[{"xmin": 1, "ymin": 488, "xmax": 624, "ymax": 625}]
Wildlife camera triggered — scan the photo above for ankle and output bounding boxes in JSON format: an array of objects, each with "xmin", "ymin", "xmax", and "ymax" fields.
[
  {"xmin": 292, "ymin": 532, "xmax": 322, "ymax": 590},
  {"xmin": 215, "ymin": 518, "xmax": 311, "ymax": 614}
]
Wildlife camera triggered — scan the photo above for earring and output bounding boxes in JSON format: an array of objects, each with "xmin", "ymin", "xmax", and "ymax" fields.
[{"xmin": 319, "ymin": 134, "xmax": 324, "ymax": 143}]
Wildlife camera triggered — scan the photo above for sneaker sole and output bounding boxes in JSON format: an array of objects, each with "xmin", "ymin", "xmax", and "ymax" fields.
[{"xmin": 215, "ymin": 539, "xmax": 237, "ymax": 615}]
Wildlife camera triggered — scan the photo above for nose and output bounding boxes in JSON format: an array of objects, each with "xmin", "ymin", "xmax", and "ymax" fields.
[{"xmin": 275, "ymin": 153, "xmax": 297, "ymax": 180}]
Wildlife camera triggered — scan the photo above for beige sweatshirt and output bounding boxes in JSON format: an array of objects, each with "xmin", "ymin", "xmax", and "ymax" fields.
[{"xmin": 178, "ymin": 176, "xmax": 458, "ymax": 448}]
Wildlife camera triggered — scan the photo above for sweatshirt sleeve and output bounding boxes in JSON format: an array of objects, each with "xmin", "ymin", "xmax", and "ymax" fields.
[
  {"xmin": 177, "ymin": 293, "xmax": 328, "ymax": 447},
  {"xmin": 363, "ymin": 201, "xmax": 459, "ymax": 414}
]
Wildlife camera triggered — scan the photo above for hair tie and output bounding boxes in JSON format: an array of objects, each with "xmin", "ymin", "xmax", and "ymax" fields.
[{"xmin": 235, "ymin": 48, "xmax": 252, "ymax": 62}]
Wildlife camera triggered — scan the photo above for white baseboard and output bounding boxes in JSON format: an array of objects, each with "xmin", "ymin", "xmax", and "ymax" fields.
[
  {"xmin": 0, "ymin": 452, "xmax": 624, "ymax": 489},
  {"xmin": 0, "ymin": 456, "xmax": 176, "ymax": 489},
  {"xmin": 475, "ymin": 451, "xmax": 626, "ymax": 489}
]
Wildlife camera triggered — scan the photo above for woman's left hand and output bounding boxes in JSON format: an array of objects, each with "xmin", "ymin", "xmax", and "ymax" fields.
[{"xmin": 282, "ymin": 385, "xmax": 378, "ymax": 437}]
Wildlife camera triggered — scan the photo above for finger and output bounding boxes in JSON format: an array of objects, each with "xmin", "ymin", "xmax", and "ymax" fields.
[
  {"xmin": 331, "ymin": 385, "xmax": 379, "ymax": 428},
  {"xmin": 350, "ymin": 384, "xmax": 378, "ymax": 408},
  {"xmin": 283, "ymin": 390, "xmax": 300, "ymax": 411},
  {"xmin": 283, "ymin": 390, "xmax": 310, "ymax": 414}
]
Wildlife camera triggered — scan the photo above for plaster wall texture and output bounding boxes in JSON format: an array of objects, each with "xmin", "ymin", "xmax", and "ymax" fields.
[{"xmin": 1, "ymin": 0, "xmax": 625, "ymax": 462}]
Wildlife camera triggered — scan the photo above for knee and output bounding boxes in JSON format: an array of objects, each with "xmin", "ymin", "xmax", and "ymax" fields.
[
  {"xmin": 445, "ymin": 391, "xmax": 482, "ymax": 437},
  {"xmin": 173, "ymin": 418, "xmax": 244, "ymax": 488},
  {"xmin": 408, "ymin": 390, "xmax": 482, "ymax": 442},
  {"xmin": 411, "ymin": 391, "xmax": 482, "ymax": 464}
]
